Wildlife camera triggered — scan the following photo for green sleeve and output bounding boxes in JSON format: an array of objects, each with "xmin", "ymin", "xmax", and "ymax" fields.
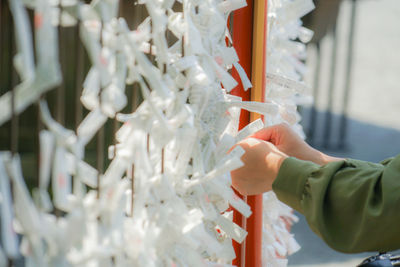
[{"xmin": 272, "ymin": 156, "xmax": 400, "ymax": 253}]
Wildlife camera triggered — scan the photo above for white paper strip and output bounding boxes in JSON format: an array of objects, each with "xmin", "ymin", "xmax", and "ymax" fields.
[
  {"xmin": 7, "ymin": 155, "xmax": 41, "ymax": 236},
  {"xmin": 52, "ymin": 147, "xmax": 72, "ymax": 211},
  {"xmin": 235, "ymin": 118, "xmax": 265, "ymax": 142},
  {"xmin": 226, "ymin": 100, "xmax": 279, "ymax": 116},
  {"xmin": 0, "ymin": 155, "xmax": 20, "ymax": 259},
  {"xmin": 39, "ymin": 130, "xmax": 55, "ymax": 190},
  {"xmin": 216, "ymin": 215, "xmax": 247, "ymax": 243},
  {"xmin": 233, "ymin": 62, "xmax": 252, "ymax": 91}
]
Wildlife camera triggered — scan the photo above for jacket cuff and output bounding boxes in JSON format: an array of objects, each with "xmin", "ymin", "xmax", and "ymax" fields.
[{"xmin": 272, "ymin": 157, "xmax": 320, "ymax": 214}]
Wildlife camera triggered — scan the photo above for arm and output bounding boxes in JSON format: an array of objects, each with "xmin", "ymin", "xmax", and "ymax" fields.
[
  {"xmin": 273, "ymin": 156, "xmax": 400, "ymax": 253},
  {"xmin": 231, "ymin": 124, "xmax": 400, "ymax": 253}
]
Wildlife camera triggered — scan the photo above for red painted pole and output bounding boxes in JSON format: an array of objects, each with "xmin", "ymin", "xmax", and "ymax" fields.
[
  {"xmin": 230, "ymin": 1, "xmax": 254, "ymax": 266},
  {"xmin": 230, "ymin": 0, "xmax": 268, "ymax": 266},
  {"xmin": 245, "ymin": 0, "xmax": 268, "ymax": 265}
]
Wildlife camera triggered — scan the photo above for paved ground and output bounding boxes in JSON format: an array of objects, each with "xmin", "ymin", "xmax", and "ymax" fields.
[{"xmin": 287, "ymin": 0, "xmax": 400, "ymax": 266}]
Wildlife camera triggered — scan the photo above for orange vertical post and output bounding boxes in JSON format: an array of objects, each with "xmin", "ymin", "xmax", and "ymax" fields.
[
  {"xmin": 231, "ymin": 0, "xmax": 268, "ymax": 266},
  {"xmin": 230, "ymin": 1, "xmax": 253, "ymax": 266},
  {"xmin": 230, "ymin": 0, "xmax": 268, "ymax": 266},
  {"xmin": 245, "ymin": 0, "xmax": 268, "ymax": 266}
]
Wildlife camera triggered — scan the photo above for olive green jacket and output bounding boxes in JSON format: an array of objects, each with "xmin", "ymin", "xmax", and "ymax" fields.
[{"xmin": 272, "ymin": 156, "xmax": 400, "ymax": 253}]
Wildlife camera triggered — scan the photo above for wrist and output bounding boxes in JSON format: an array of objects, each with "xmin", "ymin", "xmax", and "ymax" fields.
[
  {"xmin": 265, "ymin": 151, "xmax": 288, "ymax": 179},
  {"xmin": 309, "ymin": 148, "xmax": 344, "ymax": 165}
]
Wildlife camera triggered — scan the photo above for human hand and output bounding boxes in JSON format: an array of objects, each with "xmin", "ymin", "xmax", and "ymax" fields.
[
  {"xmin": 250, "ymin": 123, "xmax": 342, "ymax": 165},
  {"xmin": 230, "ymin": 138, "xmax": 287, "ymax": 196}
]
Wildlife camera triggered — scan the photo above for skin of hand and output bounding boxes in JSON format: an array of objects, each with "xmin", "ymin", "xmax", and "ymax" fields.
[
  {"xmin": 250, "ymin": 123, "xmax": 343, "ymax": 166},
  {"xmin": 230, "ymin": 138, "xmax": 288, "ymax": 196}
]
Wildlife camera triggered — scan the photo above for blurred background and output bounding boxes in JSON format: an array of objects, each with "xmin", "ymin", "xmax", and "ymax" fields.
[
  {"xmin": 0, "ymin": 3, "xmax": 149, "ymax": 265},
  {"xmin": 291, "ymin": 0, "xmax": 400, "ymax": 266},
  {"xmin": 0, "ymin": 0, "xmax": 154, "ymax": 189}
]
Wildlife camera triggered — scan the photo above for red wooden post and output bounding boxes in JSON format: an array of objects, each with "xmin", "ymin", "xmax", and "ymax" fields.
[
  {"xmin": 230, "ymin": 0, "xmax": 253, "ymax": 266},
  {"xmin": 230, "ymin": 0, "xmax": 268, "ymax": 266},
  {"xmin": 246, "ymin": 0, "xmax": 268, "ymax": 264}
]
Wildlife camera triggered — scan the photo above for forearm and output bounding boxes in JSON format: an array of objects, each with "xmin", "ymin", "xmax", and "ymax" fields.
[{"xmin": 272, "ymin": 156, "xmax": 400, "ymax": 253}]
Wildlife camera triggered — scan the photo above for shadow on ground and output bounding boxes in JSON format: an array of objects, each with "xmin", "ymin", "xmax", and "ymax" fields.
[{"xmin": 300, "ymin": 107, "xmax": 400, "ymax": 162}]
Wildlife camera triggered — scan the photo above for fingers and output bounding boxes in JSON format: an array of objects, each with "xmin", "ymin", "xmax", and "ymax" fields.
[
  {"xmin": 237, "ymin": 138, "xmax": 280, "ymax": 158},
  {"xmin": 250, "ymin": 127, "xmax": 274, "ymax": 141},
  {"xmin": 228, "ymin": 138, "xmax": 259, "ymax": 155},
  {"xmin": 249, "ymin": 123, "xmax": 289, "ymax": 144},
  {"xmin": 237, "ymin": 137, "xmax": 263, "ymax": 147}
]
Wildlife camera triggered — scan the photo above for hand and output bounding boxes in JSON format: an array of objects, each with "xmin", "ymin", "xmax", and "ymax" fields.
[
  {"xmin": 250, "ymin": 123, "xmax": 343, "ymax": 165},
  {"xmin": 230, "ymin": 138, "xmax": 287, "ymax": 196}
]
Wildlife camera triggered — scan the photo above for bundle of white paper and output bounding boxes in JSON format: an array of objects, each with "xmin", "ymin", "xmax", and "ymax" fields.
[
  {"xmin": 0, "ymin": 0, "xmax": 61, "ymax": 127},
  {"xmin": 0, "ymin": 0, "xmax": 314, "ymax": 265},
  {"xmin": 34, "ymin": 130, "xmax": 55, "ymax": 212},
  {"xmin": 260, "ymin": 0, "xmax": 315, "ymax": 265}
]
